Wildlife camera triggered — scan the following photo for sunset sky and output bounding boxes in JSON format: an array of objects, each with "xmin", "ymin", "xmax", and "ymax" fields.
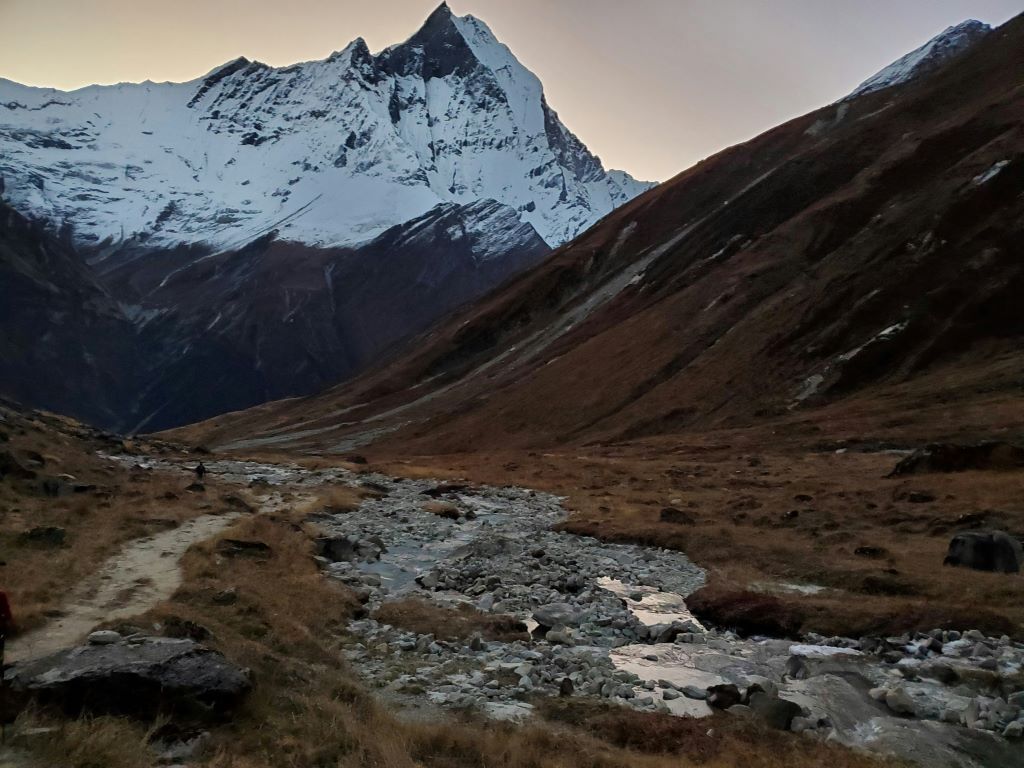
[{"xmin": 2, "ymin": 1, "xmax": 1022, "ymax": 180}]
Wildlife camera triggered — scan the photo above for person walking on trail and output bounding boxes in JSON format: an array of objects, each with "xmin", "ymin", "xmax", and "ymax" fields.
[
  {"xmin": 195, "ymin": 462, "xmax": 207, "ymax": 481},
  {"xmin": 0, "ymin": 590, "xmax": 13, "ymax": 670}
]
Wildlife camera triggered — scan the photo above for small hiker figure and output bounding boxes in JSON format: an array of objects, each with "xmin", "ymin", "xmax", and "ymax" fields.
[
  {"xmin": 0, "ymin": 590, "xmax": 13, "ymax": 670},
  {"xmin": 195, "ymin": 462, "xmax": 207, "ymax": 481}
]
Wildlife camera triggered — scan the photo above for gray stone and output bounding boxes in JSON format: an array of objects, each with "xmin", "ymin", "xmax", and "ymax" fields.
[
  {"xmin": 885, "ymin": 687, "xmax": 917, "ymax": 716},
  {"xmin": 707, "ymin": 683, "xmax": 742, "ymax": 709},
  {"xmin": 748, "ymin": 692, "xmax": 804, "ymax": 731},
  {"xmin": 545, "ymin": 627, "xmax": 575, "ymax": 646},
  {"xmin": 87, "ymin": 630, "xmax": 123, "ymax": 646},
  {"xmin": 944, "ymin": 530, "xmax": 1022, "ymax": 574},
  {"xmin": 5, "ymin": 636, "xmax": 250, "ymax": 720},
  {"xmin": 533, "ymin": 602, "xmax": 583, "ymax": 628}
]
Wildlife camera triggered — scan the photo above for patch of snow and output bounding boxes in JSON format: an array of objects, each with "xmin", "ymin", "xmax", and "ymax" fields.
[
  {"xmin": 848, "ymin": 20, "xmax": 991, "ymax": 99},
  {"xmin": 972, "ymin": 160, "xmax": 1009, "ymax": 186},
  {"xmin": 794, "ymin": 374, "xmax": 825, "ymax": 402}
]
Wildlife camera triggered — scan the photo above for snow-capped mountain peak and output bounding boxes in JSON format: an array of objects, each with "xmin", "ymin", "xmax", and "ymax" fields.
[
  {"xmin": 0, "ymin": 4, "xmax": 652, "ymax": 253},
  {"xmin": 849, "ymin": 19, "xmax": 991, "ymax": 98}
]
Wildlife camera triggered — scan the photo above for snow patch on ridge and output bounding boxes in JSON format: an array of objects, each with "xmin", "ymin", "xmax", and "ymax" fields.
[{"xmin": 848, "ymin": 20, "xmax": 991, "ymax": 99}]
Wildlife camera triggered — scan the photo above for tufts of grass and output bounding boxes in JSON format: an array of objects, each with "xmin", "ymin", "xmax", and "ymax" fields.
[{"xmin": 374, "ymin": 598, "xmax": 529, "ymax": 643}]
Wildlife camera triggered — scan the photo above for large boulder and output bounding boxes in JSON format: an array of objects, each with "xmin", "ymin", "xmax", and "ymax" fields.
[
  {"xmin": 747, "ymin": 692, "xmax": 804, "ymax": 730},
  {"xmin": 0, "ymin": 449, "xmax": 36, "ymax": 481},
  {"xmin": 4, "ymin": 636, "xmax": 250, "ymax": 721},
  {"xmin": 315, "ymin": 535, "xmax": 382, "ymax": 563},
  {"xmin": 890, "ymin": 442, "xmax": 1024, "ymax": 476},
  {"xmin": 16, "ymin": 526, "xmax": 66, "ymax": 548},
  {"xmin": 944, "ymin": 530, "xmax": 1022, "ymax": 574}
]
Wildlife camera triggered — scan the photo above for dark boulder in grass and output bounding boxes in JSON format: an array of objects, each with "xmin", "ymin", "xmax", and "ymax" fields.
[
  {"xmin": 215, "ymin": 539, "xmax": 272, "ymax": 559},
  {"xmin": 889, "ymin": 442, "xmax": 1024, "ymax": 476},
  {"xmin": 659, "ymin": 507, "xmax": 696, "ymax": 525},
  {"xmin": 747, "ymin": 692, "xmax": 804, "ymax": 730},
  {"xmin": 706, "ymin": 683, "xmax": 743, "ymax": 709},
  {"xmin": 4, "ymin": 636, "xmax": 250, "ymax": 722},
  {"xmin": 16, "ymin": 526, "xmax": 66, "ymax": 548},
  {"xmin": 944, "ymin": 530, "xmax": 1022, "ymax": 574}
]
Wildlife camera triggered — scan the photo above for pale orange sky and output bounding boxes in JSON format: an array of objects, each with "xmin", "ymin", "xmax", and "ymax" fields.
[{"xmin": 2, "ymin": 1, "xmax": 1022, "ymax": 180}]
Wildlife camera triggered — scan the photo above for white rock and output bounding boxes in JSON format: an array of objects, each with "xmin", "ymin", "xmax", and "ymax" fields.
[{"xmin": 87, "ymin": 630, "xmax": 123, "ymax": 645}]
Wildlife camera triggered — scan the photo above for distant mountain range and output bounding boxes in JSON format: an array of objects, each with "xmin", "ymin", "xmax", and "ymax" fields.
[
  {"xmin": 0, "ymin": 3, "xmax": 648, "ymax": 431},
  {"xmin": 0, "ymin": 3, "xmax": 650, "ymax": 253},
  {"xmin": 0, "ymin": 8, "xmax": 1004, "ymax": 435}
]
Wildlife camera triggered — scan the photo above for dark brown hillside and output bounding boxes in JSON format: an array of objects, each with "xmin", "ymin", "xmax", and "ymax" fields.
[{"xmin": 177, "ymin": 14, "xmax": 1024, "ymax": 456}]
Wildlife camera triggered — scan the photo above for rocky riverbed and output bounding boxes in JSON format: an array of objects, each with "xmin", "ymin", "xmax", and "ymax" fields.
[{"xmin": 97, "ymin": 456, "xmax": 1024, "ymax": 767}]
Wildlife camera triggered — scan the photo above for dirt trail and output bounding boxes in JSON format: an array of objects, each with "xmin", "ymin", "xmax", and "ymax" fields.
[{"xmin": 7, "ymin": 512, "xmax": 247, "ymax": 663}]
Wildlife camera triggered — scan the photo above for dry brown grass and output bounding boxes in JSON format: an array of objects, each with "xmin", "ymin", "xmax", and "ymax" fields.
[
  {"xmin": 0, "ymin": 411, "xmax": 235, "ymax": 633},
  {"xmin": 13, "ymin": 709, "xmax": 155, "ymax": 768},
  {"xmin": 367, "ymin": 435, "xmax": 1024, "ymax": 639},
  {"xmin": 536, "ymin": 699, "xmax": 903, "ymax": 767},
  {"xmin": 18, "ymin": 484, "xmax": 895, "ymax": 768},
  {"xmin": 374, "ymin": 598, "xmax": 529, "ymax": 642},
  {"xmin": 294, "ymin": 484, "xmax": 365, "ymax": 518}
]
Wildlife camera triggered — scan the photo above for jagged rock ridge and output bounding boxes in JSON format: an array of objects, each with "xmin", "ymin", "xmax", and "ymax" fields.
[{"xmin": 0, "ymin": 3, "xmax": 652, "ymax": 252}]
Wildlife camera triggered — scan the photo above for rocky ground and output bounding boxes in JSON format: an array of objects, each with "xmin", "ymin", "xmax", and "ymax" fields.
[{"xmin": 6, "ymin": 454, "xmax": 1023, "ymax": 768}]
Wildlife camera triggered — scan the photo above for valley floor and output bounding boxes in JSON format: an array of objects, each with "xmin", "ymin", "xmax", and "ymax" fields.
[
  {"xmin": 367, "ymin": 431, "xmax": 1024, "ymax": 642},
  {"xmin": 4, "ymin": 426, "xmax": 1023, "ymax": 767}
]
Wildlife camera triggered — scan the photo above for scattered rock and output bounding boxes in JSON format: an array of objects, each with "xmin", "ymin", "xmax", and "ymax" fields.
[
  {"xmin": 212, "ymin": 588, "xmax": 238, "ymax": 606},
  {"xmin": 680, "ymin": 685, "xmax": 709, "ymax": 700},
  {"xmin": 545, "ymin": 627, "xmax": 575, "ymax": 646},
  {"xmin": 533, "ymin": 602, "xmax": 583, "ymax": 629},
  {"xmin": 87, "ymin": 630, "xmax": 122, "ymax": 645},
  {"xmin": 215, "ymin": 539, "xmax": 271, "ymax": 559},
  {"xmin": 785, "ymin": 655, "xmax": 808, "ymax": 680},
  {"xmin": 423, "ymin": 501, "xmax": 461, "ymax": 520},
  {"xmin": 884, "ymin": 688, "xmax": 917, "ymax": 716},
  {"xmin": 748, "ymin": 692, "xmax": 803, "ymax": 730},
  {"xmin": 943, "ymin": 530, "xmax": 1022, "ymax": 574},
  {"xmin": 854, "ymin": 545, "xmax": 888, "ymax": 558},
  {"xmin": 707, "ymin": 683, "xmax": 743, "ymax": 709},
  {"xmin": 0, "ymin": 449, "xmax": 36, "ymax": 480},
  {"xmin": 5, "ymin": 636, "xmax": 250, "ymax": 721},
  {"xmin": 659, "ymin": 507, "xmax": 696, "ymax": 525},
  {"xmin": 420, "ymin": 483, "xmax": 470, "ymax": 498},
  {"xmin": 221, "ymin": 494, "xmax": 255, "ymax": 513},
  {"xmin": 16, "ymin": 526, "xmax": 66, "ymax": 548},
  {"xmin": 316, "ymin": 536, "xmax": 356, "ymax": 562},
  {"xmin": 889, "ymin": 442, "xmax": 1024, "ymax": 476}
]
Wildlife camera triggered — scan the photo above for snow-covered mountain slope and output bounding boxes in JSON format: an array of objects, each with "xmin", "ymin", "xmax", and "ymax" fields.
[
  {"xmin": 848, "ymin": 20, "xmax": 991, "ymax": 98},
  {"xmin": 0, "ymin": 3, "xmax": 651, "ymax": 252}
]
